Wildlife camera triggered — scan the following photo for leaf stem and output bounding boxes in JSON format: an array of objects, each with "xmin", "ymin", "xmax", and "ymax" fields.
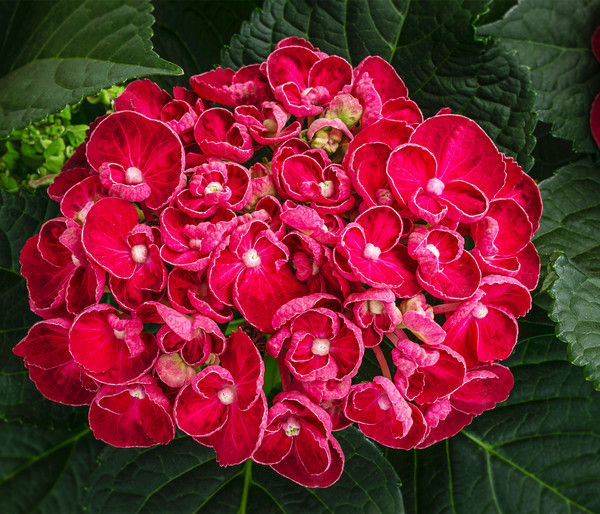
[{"xmin": 237, "ymin": 459, "xmax": 253, "ymax": 514}]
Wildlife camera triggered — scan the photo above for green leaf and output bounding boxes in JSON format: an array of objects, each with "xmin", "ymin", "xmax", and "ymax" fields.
[
  {"xmin": 479, "ymin": 0, "xmax": 600, "ymax": 154},
  {"xmin": 85, "ymin": 426, "xmax": 403, "ymax": 513},
  {"xmin": 221, "ymin": 0, "xmax": 537, "ymax": 171},
  {"xmin": 389, "ymin": 313, "xmax": 600, "ymax": 513},
  {"xmin": 0, "ymin": 423, "xmax": 103, "ymax": 513},
  {"xmin": 0, "ymin": 190, "xmax": 59, "ymax": 271},
  {"xmin": 151, "ymin": 0, "xmax": 262, "ymax": 88},
  {"xmin": 0, "ymin": 190, "xmax": 85, "ymax": 427},
  {"xmin": 534, "ymin": 159, "xmax": 600, "ymax": 280},
  {"xmin": 529, "ymin": 121, "xmax": 580, "ymax": 182},
  {"xmin": 0, "ymin": 0, "xmax": 182, "ymax": 138},
  {"xmin": 549, "ymin": 254, "xmax": 600, "ymax": 390}
]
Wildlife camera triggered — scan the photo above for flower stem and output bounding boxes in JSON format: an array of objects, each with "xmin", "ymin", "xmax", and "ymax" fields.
[
  {"xmin": 432, "ymin": 301, "xmax": 461, "ymax": 315},
  {"xmin": 372, "ymin": 345, "xmax": 392, "ymax": 381},
  {"xmin": 237, "ymin": 459, "xmax": 253, "ymax": 514}
]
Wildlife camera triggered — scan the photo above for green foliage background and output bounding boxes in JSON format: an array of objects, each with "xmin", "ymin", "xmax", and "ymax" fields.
[{"xmin": 1, "ymin": 0, "xmax": 600, "ymax": 512}]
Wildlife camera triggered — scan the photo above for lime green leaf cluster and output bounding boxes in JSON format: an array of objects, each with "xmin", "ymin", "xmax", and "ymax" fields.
[{"xmin": 0, "ymin": 87, "xmax": 122, "ymax": 193}]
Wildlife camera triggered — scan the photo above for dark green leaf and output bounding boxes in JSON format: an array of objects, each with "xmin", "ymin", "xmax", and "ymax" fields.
[
  {"xmin": 0, "ymin": 191, "xmax": 84, "ymax": 427},
  {"xmin": 0, "ymin": 0, "xmax": 182, "ymax": 137},
  {"xmin": 389, "ymin": 314, "xmax": 600, "ymax": 513},
  {"xmin": 550, "ymin": 254, "xmax": 600, "ymax": 390},
  {"xmin": 0, "ymin": 189, "xmax": 59, "ymax": 271},
  {"xmin": 534, "ymin": 159, "xmax": 600, "ymax": 280},
  {"xmin": 152, "ymin": 0, "xmax": 262, "ymax": 88},
  {"xmin": 0, "ymin": 423, "xmax": 102, "ymax": 513},
  {"xmin": 85, "ymin": 426, "xmax": 403, "ymax": 513},
  {"xmin": 221, "ymin": 0, "xmax": 536, "ymax": 171},
  {"xmin": 479, "ymin": 0, "xmax": 600, "ymax": 154},
  {"xmin": 529, "ymin": 121, "xmax": 580, "ymax": 182}
]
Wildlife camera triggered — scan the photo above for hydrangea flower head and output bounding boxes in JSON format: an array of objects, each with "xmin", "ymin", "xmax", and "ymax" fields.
[{"xmin": 15, "ymin": 37, "xmax": 541, "ymax": 488}]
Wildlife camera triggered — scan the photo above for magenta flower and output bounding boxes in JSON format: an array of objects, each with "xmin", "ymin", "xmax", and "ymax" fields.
[
  {"xmin": 174, "ymin": 330, "xmax": 267, "ymax": 465},
  {"xmin": 348, "ymin": 55, "xmax": 409, "ymax": 126},
  {"xmin": 282, "ymin": 306, "xmax": 364, "ymax": 382},
  {"xmin": 15, "ymin": 35, "xmax": 544, "ymax": 486},
  {"xmin": 159, "ymin": 207, "xmax": 231, "ymax": 271},
  {"xmin": 279, "ymin": 150, "xmax": 354, "ymax": 214},
  {"xmin": 392, "ymin": 337, "xmax": 466, "ymax": 405},
  {"xmin": 140, "ymin": 301, "xmax": 226, "ymax": 368},
  {"xmin": 13, "ymin": 318, "xmax": 98, "ymax": 406},
  {"xmin": 253, "ymin": 391, "xmax": 344, "ymax": 488},
  {"xmin": 235, "ymin": 101, "xmax": 301, "ymax": 145},
  {"xmin": 408, "ymin": 224, "xmax": 481, "ymax": 301},
  {"xmin": 190, "ymin": 64, "xmax": 272, "ymax": 108},
  {"xmin": 176, "ymin": 160, "xmax": 251, "ymax": 218},
  {"xmin": 69, "ymin": 304, "xmax": 158, "ymax": 385},
  {"xmin": 443, "ymin": 275, "xmax": 532, "ymax": 366},
  {"xmin": 89, "ymin": 375, "xmax": 175, "ymax": 448},
  {"xmin": 20, "ymin": 218, "xmax": 105, "ymax": 319},
  {"xmin": 266, "ymin": 44, "xmax": 353, "ymax": 116},
  {"xmin": 417, "ymin": 363, "xmax": 513, "ymax": 448},
  {"xmin": 284, "ymin": 230, "xmax": 351, "ymax": 300},
  {"xmin": 194, "ymin": 107, "xmax": 254, "ymax": 163},
  {"xmin": 167, "ymin": 267, "xmax": 233, "ymax": 323},
  {"xmin": 399, "ymin": 294, "xmax": 446, "ymax": 345},
  {"xmin": 337, "ymin": 205, "xmax": 420, "ymax": 296},
  {"xmin": 387, "ymin": 114, "xmax": 506, "ymax": 224},
  {"xmin": 344, "ymin": 377, "xmax": 427, "ymax": 449},
  {"xmin": 81, "ymin": 197, "xmax": 167, "ymax": 310},
  {"xmin": 87, "ymin": 111, "xmax": 186, "ymax": 211},
  {"xmin": 343, "ymin": 288, "xmax": 403, "ymax": 347},
  {"xmin": 208, "ymin": 219, "xmax": 308, "ymax": 333}
]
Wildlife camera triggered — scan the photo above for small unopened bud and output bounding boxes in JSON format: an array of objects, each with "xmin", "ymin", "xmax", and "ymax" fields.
[
  {"xmin": 311, "ymin": 128, "xmax": 343, "ymax": 153},
  {"xmin": 326, "ymin": 93, "xmax": 363, "ymax": 128}
]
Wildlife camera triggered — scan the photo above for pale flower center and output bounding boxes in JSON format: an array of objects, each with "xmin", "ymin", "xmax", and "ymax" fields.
[
  {"xmin": 319, "ymin": 180, "xmax": 335, "ymax": 198},
  {"xmin": 300, "ymin": 87, "xmax": 313, "ymax": 98},
  {"xmin": 311, "ymin": 337, "xmax": 331, "ymax": 356},
  {"xmin": 472, "ymin": 302, "xmax": 488, "ymax": 319},
  {"xmin": 188, "ymin": 238, "xmax": 203, "ymax": 250},
  {"xmin": 205, "ymin": 181, "xmax": 224, "ymax": 194},
  {"xmin": 376, "ymin": 188, "xmax": 394, "ymax": 206},
  {"xmin": 71, "ymin": 253, "xmax": 81, "ymax": 267},
  {"xmin": 311, "ymin": 261, "xmax": 320, "ymax": 276},
  {"xmin": 131, "ymin": 244, "xmax": 148, "ymax": 264},
  {"xmin": 377, "ymin": 394, "xmax": 392, "ymax": 411},
  {"xmin": 242, "ymin": 248, "xmax": 261, "ymax": 268},
  {"xmin": 368, "ymin": 300, "xmax": 385, "ymax": 316},
  {"xmin": 262, "ymin": 118, "xmax": 278, "ymax": 133},
  {"xmin": 425, "ymin": 243, "xmax": 440, "ymax": 259},
  {"xmin": 125, "ymin": 166, "xmax": 144, "ymax": 185},
  {"xmin": 362, "ymin": 243, "xmax": 382, "ymax": 261},
  {"xmin": 217, "ymin": 385, "xmax": 237, "ymax": 405},
  {"xmin": 425, "ymin": 178, "xmax": 445, "ymax": 196},
  {"xmin": 129, "ymin": 386, "xmax": 146, "ymax": 399},
  {"xmin": 283, "ymin": 415, "xmax": 302, "ymax": 437},
  {"xmin": 113, "ymin": 329, "xmax": 126, "ymax": 340}
]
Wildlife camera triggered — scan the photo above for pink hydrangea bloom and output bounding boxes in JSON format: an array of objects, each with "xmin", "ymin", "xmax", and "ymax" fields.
[{"xmin": 15, "ymin": 35, "xmax": 543, "ymax": 488}]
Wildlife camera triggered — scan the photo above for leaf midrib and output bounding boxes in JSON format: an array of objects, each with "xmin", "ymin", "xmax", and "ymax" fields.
[{"xmin": 461, "ymin": 430, "xmax": 595, "ymax": 513}]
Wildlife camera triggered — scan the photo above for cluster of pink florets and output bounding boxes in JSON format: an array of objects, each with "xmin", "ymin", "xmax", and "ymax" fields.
[{"xmin": 15, "ymin": 37, "xmax": 542, "ymax": 488}]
